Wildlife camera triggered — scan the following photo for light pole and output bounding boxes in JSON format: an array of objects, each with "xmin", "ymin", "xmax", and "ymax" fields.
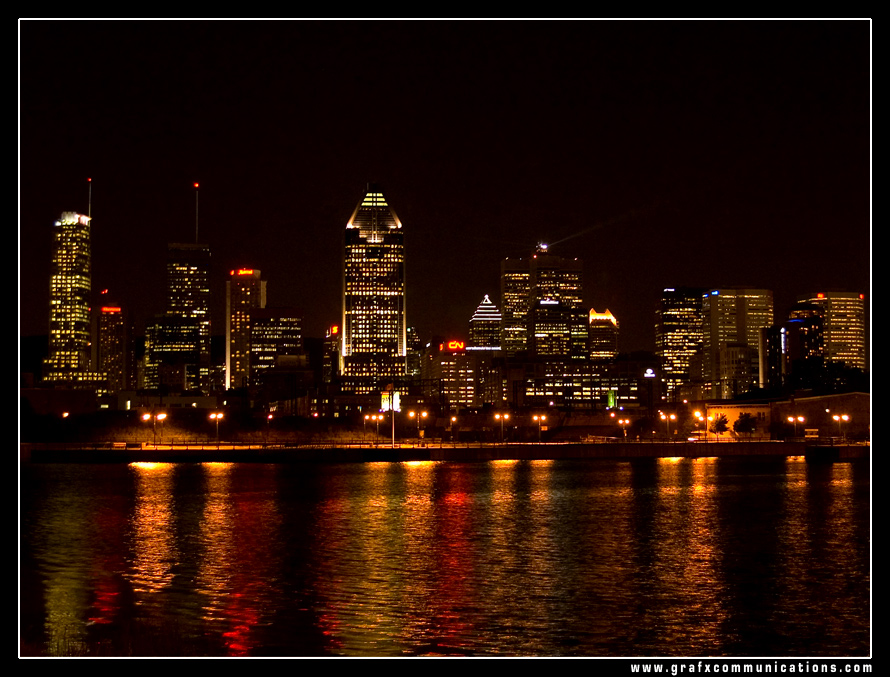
[
  {"xmin": 533, "ymin": 414, "xmax": 546, "ymax": 442},
  {"xmin": 409, "ymin": 410, "xmax": 428, "ymax": 440},
  {"xmin": 832, "ymin": 414, "xmax": 850, "ymax": 441},
  {"xmin": 495, "ymin": 413, "xmax": 509, "ymax": 443},
  {"xmin": 660, "ymin": 412, "xmax": 676, "ymax": 439},
  {"xmin": 618, "ymin": 418, "xmax": 630, "ymax": 439},
  {"xmin": 142, "ymin": 412, "xmax": 154, "ymax": 446},
  {"xmin": 142, "ymin": 411, "xmax": 167, "ymax": 446},
  {"xmin": 694, "ymin": 411, "xmax": 712, "ymax": 441},
  {"xmin": 210, "ymin": 412, "xmax": 223, "ymax": 447},
  {"xmin": 787, "ymin": 415, "xmax": 805, "ymax": 438}
]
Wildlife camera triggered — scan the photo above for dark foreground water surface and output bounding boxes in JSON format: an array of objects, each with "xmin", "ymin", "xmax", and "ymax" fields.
[{"xmin": 20, "ymin": 457, "xmax": 870, "ymax": 657}]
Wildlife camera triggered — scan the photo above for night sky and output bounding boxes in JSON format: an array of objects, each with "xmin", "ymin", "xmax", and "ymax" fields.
[{"xmin": 19, "ymin": 20, "xmax": 871, "ymax": 355}]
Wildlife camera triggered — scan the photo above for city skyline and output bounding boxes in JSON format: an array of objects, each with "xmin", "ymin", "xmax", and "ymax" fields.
[{"xmin": 19, "ymin": 21, "xmax": 871, "ymax": 354}]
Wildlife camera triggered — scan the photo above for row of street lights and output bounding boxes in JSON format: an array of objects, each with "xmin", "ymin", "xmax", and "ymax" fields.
[
  {"xmin": 141, "ymin": 411, "xmax": 225, "ymax": 447},
  {"xmin": 788, "ymin": 412, "xmax": 851, "ymax": 439},
  {"xmin": 359, "ymin": 410, "xmax": 550, "ymax": 444}
]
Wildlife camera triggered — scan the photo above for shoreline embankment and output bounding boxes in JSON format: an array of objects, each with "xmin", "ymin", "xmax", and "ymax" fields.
[{"xmin": 21, "ymin": 441, "xmax": 869, "ymax": 464}]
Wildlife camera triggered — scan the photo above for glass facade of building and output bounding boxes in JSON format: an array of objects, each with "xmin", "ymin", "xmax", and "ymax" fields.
[
  {"xmin": 166, "ymin": 243, "xmax": 212, "ymax": 391},
  {"xmin": 341, "ymin": 185, "xmax": 406, "ymax": 393},
  {"xmin": 802, "ymin": 292, "xmax": 867, "ymax": 372},
  {"xmin": 500, "ymin": 246, "xmax": 584, "ymax": 358},
  {"xmin": 655, "ymin": 287, "xmax": 704, "ymax": 399},
  {"xmin": 702, "ymin": 288, "xmax": 774, "ymax": 399}
]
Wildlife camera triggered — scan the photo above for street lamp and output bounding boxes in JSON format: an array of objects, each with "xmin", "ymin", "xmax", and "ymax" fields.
[
  {"xmin": 832, "ymin": 414, "xmax": 850, "ymax": 441},
  {"xmin": 694, "ymin": 411, "xmax": 712, "ymax": 440},
  {"xmin": 142, "ymin": 411, "xmax": 166, "ymax": 446},
  {"xmin": 787, "ymin": 415, "xmax": 805, "ymax": 438},
  {"xmin": 210, "ymin": 412, "xmax": 223, "ymax": 447},
  {"xmin": 618, "ymin": 418, "xmax": 630, "ymax": 439},
  {"xmin": 371, "ymin": 414, "xmax": 381, "ymax": 444},
  {"xmin": 408, "ymin": 410, "xmax": 428, "ymax": 439},
  {"xmin": 533, "ymin": 414, "xmax": 547, "ymax": 442},
  {"xmin": 495, "ymin": 412, "xmax": 510, "ymax": 443},
  {"xmin": 660, "ymin": 412, "xmax": 676, "ymax": 439}
]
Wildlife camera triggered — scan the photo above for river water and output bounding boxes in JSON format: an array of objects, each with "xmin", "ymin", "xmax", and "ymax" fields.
[{"xmin": 20, "ymin": 457, "xmax": 870, "ymax": 657}]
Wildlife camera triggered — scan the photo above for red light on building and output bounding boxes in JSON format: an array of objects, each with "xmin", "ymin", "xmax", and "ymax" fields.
[
  {"xmin": 101, "ymin": 306, "xmax": 121, "ymax": 313},
  {"xmin": 236, "ymin": 269, "xmax": 254, "ymax": 275},
  {"xmin": 331, "ymin": 325, "xmax": 339, "ymax": 334},
  {"xmin": 445, "ymin": 340, "xmax": 465, "ymax": 351}
]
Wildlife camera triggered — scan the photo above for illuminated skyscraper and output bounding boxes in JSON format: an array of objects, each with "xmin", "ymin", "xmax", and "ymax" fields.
[
  {"xmin": 588, "ymin": 308, "xmax": 619, "ymax": 363},
  {"xmin": 143, "ymin": 314, "xmax": 201, "ymax": 391},
  {"xmin": 249, "ymin": 307, "xmax": 303, "ymax": 384},
  {"xmin": 702, "ymin": 288, "xmax": 774, "ymax": 399},
  {"xmin": 500, "ymin": 258, "xmax": 531, "ymax": 355},
  {"xmin": 226, "ymin": 268, "xmax": 267, "ymax": 389},
  {"xmin": 166, "ymin": 243, "xmax": 211, "ymax": 391},
  {"xmin": 655, "ymin": 287, "xmax": 705, "ymax": 398},
  {"xmin": 468, "ymin": 295, "xmax": 502, "ymax": 351},
  {"xmin": 96, "ymin": 300, "xmax": 129, "ymax": 393},
  {"xmin": 800, "ymin": 292, "xmax": 867, "ymax": 372},
  {"xmin": 43, "ymin": 212, "xmax": 92, "ymax": 384},
  {"xmin": 341, "ymin": 184, "xmax": 406, "ymax": 393},
  {"xmin": 422, "ymin": 339, "xmax": 476, "ymax": 409},
  {"xmin": 500, "ymin": 245, "xmax": 584, "ymax": 357}
]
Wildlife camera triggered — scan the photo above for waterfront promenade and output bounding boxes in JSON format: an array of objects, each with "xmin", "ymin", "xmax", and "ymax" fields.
[{"xmin": 21, "ymin": 439, "xmax": 869, "ymax": 464}]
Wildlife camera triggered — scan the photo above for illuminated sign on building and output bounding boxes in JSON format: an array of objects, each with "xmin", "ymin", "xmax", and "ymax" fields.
[{"xmin": 441, "ymin": 340, "xmax": 465, "ymax": 352}]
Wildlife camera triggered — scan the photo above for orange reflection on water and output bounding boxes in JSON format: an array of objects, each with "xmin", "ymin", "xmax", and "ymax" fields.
[
  {"xmin": 649, "ymin": 457, "xmax": 727, "ymax": 653},
  {"xmin": 129, "ymin": 462, "xmax": 176, "ymax": 598}
]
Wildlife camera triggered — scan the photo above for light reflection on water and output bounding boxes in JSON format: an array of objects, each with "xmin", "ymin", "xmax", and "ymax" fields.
[{"xmin": 20, "ymin": 458, "xmax": 869, "ymax": 657}]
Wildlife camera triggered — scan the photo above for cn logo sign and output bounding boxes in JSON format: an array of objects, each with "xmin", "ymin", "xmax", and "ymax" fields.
[{"xmin": 440, "ymin": 340, "xmax": 465, "ymax": 351}]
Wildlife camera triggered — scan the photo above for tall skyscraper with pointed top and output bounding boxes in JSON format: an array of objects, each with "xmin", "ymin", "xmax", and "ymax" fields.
[
  {"xmin": 468, "ymin": 295, "xmax": 502, "ymax": 351},
  {"xmin": 341, "ymin": 184, "xmax": 407, "ymax": 393}
]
